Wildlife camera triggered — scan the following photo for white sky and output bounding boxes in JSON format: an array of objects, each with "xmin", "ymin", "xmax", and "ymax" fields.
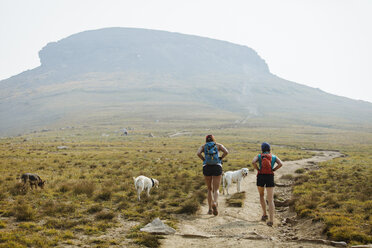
[{"xmin": 1, "ymin": 0, "xmax": 371, "ymax": 102}]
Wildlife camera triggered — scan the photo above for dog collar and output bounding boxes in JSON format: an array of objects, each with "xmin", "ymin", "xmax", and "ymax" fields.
[{"xmin": 151, "ymin": 178, "xmax": 155, "ymax": 187}]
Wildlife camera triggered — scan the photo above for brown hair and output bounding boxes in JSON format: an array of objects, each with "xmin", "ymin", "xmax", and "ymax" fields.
[{"xmin": 205, "ymin": 134, "xmax": 216, "ymax": 143}]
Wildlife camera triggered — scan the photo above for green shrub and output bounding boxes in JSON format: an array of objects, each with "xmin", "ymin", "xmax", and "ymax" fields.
[
  {"xmin": 135, "ymin": 233, "xmax": 163, "ymax": 248},
  {"xmin": 9, "ymin": 183, "xmax": 27, "ymax": 196},
  {"xmin": 281, "ymin": 174, "xmax": 294, "ymax": 180},
  {"xmin": 95, "ymin": 211, "xmax": 116, "ymax": 220},
  {"xmin": 295, "ymin": 168, "xmax": 305, "ymax": 174},
  {"xmin": 72, "ymin": 181, "xmax": 95, "ymax": 197},
  {"xmin": 226, "ymin": 192, "xmax": 246, "ymax": 207},
  {"xmin": 13, "ymin": 201, "xmax": 35, "ymax": 221},
  {"xmin": 58, "ymin": 183, "xmax": 71, "ymax": 193},
  {"xmin": 94, "ymin": 189, "xmax": 112, "ymax": 201},
  {"xmin": 176, "ymin": 198, "xmax": 200, "ymax": 214},
  {"xmin": 87, "ymin": 204, "xmax": 103, "ymax": 214},
  {"xmin": 127, "ymin": 225, "xmax": 163, "ymax": 248}
]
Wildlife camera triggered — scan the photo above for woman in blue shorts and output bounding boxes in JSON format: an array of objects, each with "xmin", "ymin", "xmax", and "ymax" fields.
[
  {"xmin": 252, "ymin": 142, "xmax": 283, "ymax": 226},
  {"xmin": 197, "ymin": 135, "xmax": 229, "ymax": 216}
]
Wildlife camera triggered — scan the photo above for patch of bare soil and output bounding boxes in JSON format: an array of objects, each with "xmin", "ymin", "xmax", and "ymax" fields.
[{"xmin": 162, "ymin": 150, "xmax": 342, "ymax": 248}]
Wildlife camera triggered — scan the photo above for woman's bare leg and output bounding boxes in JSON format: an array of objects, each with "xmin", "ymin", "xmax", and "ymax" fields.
[
  {"xmin": 212, "ymin": 175, "xmax": 222, "ymax": 205},
  {"xmin": 266, "ymin": 187, "xmax": 275, "ymax": 222},
  {"xmin": 204, "ymin": 176, "xmax": 213, "ymax": 211},
  {"xmin": 257, "ymin": 186, "xmax": 266, "ymax": 216}
]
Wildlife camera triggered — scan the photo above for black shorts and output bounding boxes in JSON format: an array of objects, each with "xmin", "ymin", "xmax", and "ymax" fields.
[
  {"xmin": 203, "ymin": 164, "xmax": 223, "ymax": 176},
  {"xmin": 256, "ymin": 174, "xmax": 275, "ymax": 187}
]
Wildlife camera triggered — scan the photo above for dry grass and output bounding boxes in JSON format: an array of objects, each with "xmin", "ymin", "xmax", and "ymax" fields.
[
  {"xmin": 226, "ymin": 191, "xmax": 246, "ymax": 207},
  {"xmin": 293, "ymin": 148, "xmax": 372, "ymax": 245},
  {"xmin": 0, "ymin": 125, "xmax": 369, "ymax": 246}
]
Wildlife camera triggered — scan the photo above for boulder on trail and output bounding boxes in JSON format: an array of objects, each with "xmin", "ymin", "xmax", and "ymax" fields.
[{"xmin": 140, "ymin": 218, "xmax": 176, "ymax": 235}]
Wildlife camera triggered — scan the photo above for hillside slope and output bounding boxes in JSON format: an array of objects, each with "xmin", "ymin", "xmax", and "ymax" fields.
[{"xmin": 1, "ymin": 27, "xmax": 371, "ymax": 135}]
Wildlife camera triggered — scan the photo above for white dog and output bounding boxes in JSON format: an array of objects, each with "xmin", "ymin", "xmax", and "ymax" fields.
[
  {"xmin": 222, "ymin": 168, "xmax": 249, "ymax": 195},
  {"xmin": 133, "ymin": 175, "xmax": 159, "ymax": 201}
]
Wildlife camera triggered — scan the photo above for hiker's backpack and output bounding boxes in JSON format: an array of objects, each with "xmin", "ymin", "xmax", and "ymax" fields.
[
  {"xmin": 204, "ymin": 142, "xmax": 220, "ymax": 165},
  {"xmin": 258, "ymin": 153, "xmax": 276, "ymax": 174}
]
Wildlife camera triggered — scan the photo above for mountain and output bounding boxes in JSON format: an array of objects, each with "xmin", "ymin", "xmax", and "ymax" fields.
[{"xmin": 1, "ymin": 27, "xmax": 371, "ymax": 136}]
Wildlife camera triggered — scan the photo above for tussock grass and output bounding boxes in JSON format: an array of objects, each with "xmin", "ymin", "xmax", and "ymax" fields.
[
  {"xmin": 95, "ymin": 210, "xmax": 116, "ymax": 220},
  {"xmin": 13, "ymin": 200, "xmax": 35, "ymax": 221},
  {"xmin": 1, "ymin": 125, "xmax": 368, "ymax": 246},
  {"xmin": 293, "ymin": 150, "xmax": 372, "ymax": 244},
  {"xmin": 8, "ymin": 182, "xmax": 27, "ymax": 196},
  {"xmin": 72, "ymin": 180, "xmax": 95, "ymax": 197},
  {"xmin": 94, "ymin": 188, "xmax": 112, "ymax": 201},
  {"xmin": 226, "ymin": 191, "xmax": 246, "ymax": 207},
  {"xmin": 126, "ymin": 225, "xmax": 164, "ymax": 248},
  {"xmin": 281, "ymin": 174, "xmax": 294, "ymax": 180},
  {"xmin": 295, "ymin": 168, "xmax": 305, "ymax": 174},
  {"xmin": 176, "ymin": 198, "xmax": 200, "ymax": 214}
]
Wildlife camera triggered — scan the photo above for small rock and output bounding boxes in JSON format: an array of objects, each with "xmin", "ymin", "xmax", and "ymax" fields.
[
  {"xmin": 57, "ymin": 146, "xmax": 68, "ymax": 150},
  {"xmin": 140, "ymin": 218, "xmax": 176, "ymax": 235},
  {"xmin": 330, "ymin": 241, "xmax": 347, "ymax": 247},
  {"xmin": 275, "ymin": 182, "xmax": 291, "ymax": 187}
]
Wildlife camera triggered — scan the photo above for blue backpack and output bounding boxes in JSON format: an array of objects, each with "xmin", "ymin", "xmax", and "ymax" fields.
[{"xmin": 204, "ymin": 142, "xmax": 220, "ymax": 165}]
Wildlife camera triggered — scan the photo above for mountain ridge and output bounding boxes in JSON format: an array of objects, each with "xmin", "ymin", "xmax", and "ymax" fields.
[{"xmin": 1, "ymin": 27, "xmax": 371, "ymax": 136}]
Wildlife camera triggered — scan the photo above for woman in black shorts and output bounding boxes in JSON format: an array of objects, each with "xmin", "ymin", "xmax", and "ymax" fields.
[
  {"xmin": 197, "ymin": 135, "xmax": 229, "ymax": 215},
  {"xmin": 252, "ymin": 142, "xmax": 283, "ymax": 226}
]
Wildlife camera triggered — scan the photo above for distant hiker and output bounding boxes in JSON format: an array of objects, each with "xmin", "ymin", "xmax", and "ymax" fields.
[
  {"xmin": 197, "ymin": 135, "xmax": 229, "ymax": 216},
  {"xmin": 252, "ymin": 142, "xmax": 283, "ymax": 226}
]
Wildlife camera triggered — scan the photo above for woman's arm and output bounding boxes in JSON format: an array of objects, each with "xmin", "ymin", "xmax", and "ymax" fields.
[
  {"xmin": 218, "ymin": 144, "xmax": 229, "ymax": 159},
  {"xmin": 252, "ymin": 155, "xmax": 259, "ymax": 171},
  {"xmin": 273, "ymin": 157, "xmax": 283, "ymax": 171},
  {"xmin": 197, "ymin": 145, "xmax": 205, "ymax": 161}
]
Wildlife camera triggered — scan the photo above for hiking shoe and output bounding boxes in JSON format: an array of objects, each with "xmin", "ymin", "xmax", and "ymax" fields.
[
  {"xmin": 261, "ymin": 215, "xmax": 268, "ymax": 221},
  {"xmin": 212, "ymin": 203, "xmax": 218, "ymax": 216},
  {"xmin": 267, "ymin": 221, "xmax": 273, "ymax": 227},
  {"xmin": 207, "ymin": 209, "xmax": 213, "ymax": 215}
]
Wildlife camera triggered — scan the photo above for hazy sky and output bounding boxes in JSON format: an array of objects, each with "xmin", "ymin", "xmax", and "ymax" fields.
[{"xmin": 1, "ymin": 0, "xmax": 371, "ymax": 102}]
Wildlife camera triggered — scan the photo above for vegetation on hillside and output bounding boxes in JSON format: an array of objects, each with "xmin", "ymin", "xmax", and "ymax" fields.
[{"xmin": 293, "ymin": 145, "xmax": 372, "ymax": 245}]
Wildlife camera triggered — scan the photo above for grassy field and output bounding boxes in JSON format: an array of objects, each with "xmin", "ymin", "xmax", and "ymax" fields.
[
  {"xmin": 0, "ymin": 124, "xmax": 316, "ymax": 247},
  {"xmin": 293, "ymin": 145, "xmax": 372, "ymax": 245}
]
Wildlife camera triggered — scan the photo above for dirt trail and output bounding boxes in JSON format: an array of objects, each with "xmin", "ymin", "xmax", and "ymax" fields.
[{"xmin": 163, "ymin": 150, "xmax": 342, "ymax": 248}]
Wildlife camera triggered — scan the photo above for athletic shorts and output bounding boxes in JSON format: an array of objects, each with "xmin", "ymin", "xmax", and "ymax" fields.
[
  {"xmin": 256, "ymin": 174, "xmax": 275, "ymax": 187},
  {"xmin": 203, "ymin": 164, "xmax": 223, "ymax": 176}
]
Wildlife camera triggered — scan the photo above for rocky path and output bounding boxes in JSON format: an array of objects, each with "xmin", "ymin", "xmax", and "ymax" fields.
[{"xmin": 162, "ymin": 150, "xmax": 343, "ymax": 248}]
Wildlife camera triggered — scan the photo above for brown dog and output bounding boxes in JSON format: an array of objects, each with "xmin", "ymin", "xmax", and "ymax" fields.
[{"xmin": 20, "ymin": 173, "xmax": 46, "ymax": 190}]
